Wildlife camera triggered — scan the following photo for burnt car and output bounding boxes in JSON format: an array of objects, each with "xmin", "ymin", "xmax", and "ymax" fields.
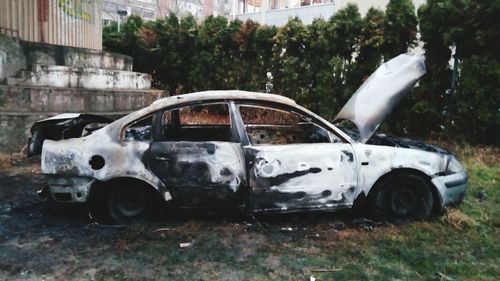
[{"xmin": 29, "ymin": 54, "xmax": 468, "ymax": 222}]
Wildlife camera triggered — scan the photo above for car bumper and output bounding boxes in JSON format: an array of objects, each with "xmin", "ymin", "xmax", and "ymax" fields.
[
  {"xmin": 43, "ymin": 176, "xmax": 95, "ymax": 203},
  {"xmin": 431, "ymin": 170, "xmax": 468, "ymax": 207}
]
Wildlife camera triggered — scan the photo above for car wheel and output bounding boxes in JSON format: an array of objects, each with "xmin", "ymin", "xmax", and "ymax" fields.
[
  {"xmin": 107, "ymin": 185, "xmax": 157, "ymax": 223},
  {"xmin": 370, "ymin": 173, "xmax": 434, "ymax": 221}
]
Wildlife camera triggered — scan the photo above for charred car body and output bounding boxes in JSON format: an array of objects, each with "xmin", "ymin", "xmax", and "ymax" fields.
[{"xmin": 29, "ymin": 54, "xmax": 468, "ymax": 222}]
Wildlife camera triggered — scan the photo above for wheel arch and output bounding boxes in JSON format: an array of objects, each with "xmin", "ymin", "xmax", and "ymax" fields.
[
  {"xmin": 367, "ymin": 168, "xmax": 442, "ymax": 213},
  {"xmin": 89, "ymin": 177, "xmax": 164, "ymax": 201}
]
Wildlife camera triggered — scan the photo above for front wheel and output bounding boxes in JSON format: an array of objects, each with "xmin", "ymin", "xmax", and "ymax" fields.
[{"xmin": 369, "ymin": 173, "xmax": 434, "ymax": 221}]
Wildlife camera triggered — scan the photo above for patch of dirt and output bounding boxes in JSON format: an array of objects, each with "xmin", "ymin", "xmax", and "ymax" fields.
[
  {"xmin": 442, "ymin": 209, "xmax": 478, "ymax": 229},
  {"xmin": 0, "ymin": 153, "xmax": 404, "ymax": 280}
]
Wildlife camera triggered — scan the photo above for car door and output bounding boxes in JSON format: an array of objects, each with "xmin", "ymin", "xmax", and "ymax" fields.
[
  {"xmin": 148, "ymin": 102, "xmax": 247, "ymax": 208},
  {"xmin": 235, "ymin": 103, "xmax": 358, "ymax": 212}
]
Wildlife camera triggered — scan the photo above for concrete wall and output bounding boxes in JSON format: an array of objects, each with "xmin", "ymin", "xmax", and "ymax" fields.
[
  {"xmin": 0, "ymin": 30, "xmax": 159, "ymax": 153},
  {"xmin": 235, "ymin": 0, "xmax": 426, "ymax": 26},
  {"xmin": 341, "ymin": 0, "xmax": 426, "ymax": 15},
  {"xmin": 0, "ymin": 0, "xmax": 102, "ymax": 50},
  {"xmin": 0, "ymin": 35, "xmax": 26, "ymax": 83},
  {"xmin": 0, "ymin": 86, "xmax": 164, "ymax": 152},
  {"xmin": 11, "ymin": 65, "xmax": 151, "ymax": 90},
  {"xmin": 237, "ymin": 3, "xmax": 336, "ymax": 26},
  {"xmin": 21, "ymin": 41, "xmax": 133, "ymax": 71},
  {"xmin": 0, "ymin": 36, "xmax": 134, "ymax": 83}
]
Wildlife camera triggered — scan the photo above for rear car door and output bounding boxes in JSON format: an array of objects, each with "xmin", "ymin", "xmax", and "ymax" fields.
[
  {"xmin": 236, "ymin": 104, "xmax": 358, "ymax": 212},
  {"xmin": 148, "ymin": 102, "xmax": 247, "ymax": 208}
]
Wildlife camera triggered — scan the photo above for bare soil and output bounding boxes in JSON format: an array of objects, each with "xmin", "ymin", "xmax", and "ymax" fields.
[
  {"xmin": 0, "ymin": 154, "xmax": 380, "ymax": 281},
  {"xmin": 0, "ymin": 147, "xmax": 498, "ymax": 281}
]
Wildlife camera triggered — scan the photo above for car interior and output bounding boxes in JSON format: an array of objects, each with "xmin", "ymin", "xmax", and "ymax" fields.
[
  {"xmin": 239, "ymin": 105, "xmax": 331, "ymax": 145},
  {"xmin": 162, "ymin": 103, "xmax": 233, "ymax": 142},
  {"xmin": 124, "ymin": 102, "xmax": 333, "ymax": 145}
]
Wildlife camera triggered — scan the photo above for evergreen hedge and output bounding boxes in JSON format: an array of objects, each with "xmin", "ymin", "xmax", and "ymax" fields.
[{"xmin": 103, "ymin": 0, "xmax": 499, "ymax": 144}]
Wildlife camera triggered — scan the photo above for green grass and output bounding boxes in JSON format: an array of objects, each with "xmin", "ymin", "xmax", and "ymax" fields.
[
  {"xmin": 94, "ymin": 144, "xmax": 499, "ymax": 280},
  {"xmin": 154, "ymin": 145, "xmax": 495, "ymax": 280}
]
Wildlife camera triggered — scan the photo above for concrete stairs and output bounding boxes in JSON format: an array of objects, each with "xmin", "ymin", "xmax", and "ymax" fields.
[
  {"xmin": 0, "ymin": 85, "xmax": 163, "ymax": 152},
  {"xmin": 7, "ymin": 64, "xmax": 151, "ymax": 90},
  {"xmin": 21, "ymin": 41, "xmax": 133, "ymax": 71},
  {"xmin": 0, "ymin": 38, "xmax": 163, "ymax": 152}
]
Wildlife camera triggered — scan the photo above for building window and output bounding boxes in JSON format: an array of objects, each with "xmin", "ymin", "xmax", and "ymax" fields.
[
  {"xmin": 104, "ymin": 2, "xmax": 117, "ymax": 12},
  {"xmin": 102, "ymin": 19, "xmax": 116, "ymax": 26},
  {"xmin": 143, "ymin": 10, "xmax": 155, "ymax": 19},
  {"xmin": 131, "ymin": 7, "xmax": 142, "ymax": 16},
  {"xmin": 239, "ymin": 0, "xmax": 262, "ymax": 13}
]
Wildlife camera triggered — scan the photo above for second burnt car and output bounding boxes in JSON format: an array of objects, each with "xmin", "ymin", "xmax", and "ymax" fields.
[{"xmin": 29, "ymin": 54, "xmax": 468, "ymax": 222}]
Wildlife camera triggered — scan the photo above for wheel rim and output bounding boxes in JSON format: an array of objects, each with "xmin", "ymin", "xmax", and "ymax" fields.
[
  {"xmin": 390, "ymin": 187, "xmax": 418, "ymax": 217},
  {"xmin": 112, "ymin": 187, "xmax": 146, "ymax": 218}
]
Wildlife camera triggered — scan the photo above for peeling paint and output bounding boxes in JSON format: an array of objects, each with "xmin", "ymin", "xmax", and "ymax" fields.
[
  {"xmin": 35, "ymin": 90, "xmax": 467, "ymax": 213},
  {"xmin": 334, "ymin": 54, "xmax": 426, "ymax": 143}
]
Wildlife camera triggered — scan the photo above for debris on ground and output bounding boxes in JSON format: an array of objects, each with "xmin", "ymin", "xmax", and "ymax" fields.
[
  {"xmin": 442, "ymin": 209, "xmax": 477, "ymax": 230},
  {"xmin": 179, "ymin": 241, "xmax": 193, "ymax": 248},
  {"xmin": 436, "ymin": 272, "xmax": 455, "ymax": 281},
  {"xmin": 475, "ymin": 191, "xmax": 487, "ymax": 202}
]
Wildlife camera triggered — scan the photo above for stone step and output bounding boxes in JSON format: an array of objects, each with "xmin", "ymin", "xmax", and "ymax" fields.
[
  {"xmin": 8, "ymin": 65, "xmax": 151, "ymax": 90},
  {"xmin": 0, "ymin": 85, "xmax": 164, "ymax": 113},
  {"xmin": 6, "ymin": 77, "xmax": 22, "ymax": 86},
  {"xmin": 21, "ymin": 41, "xmax": 133, "ymax": 71},
  {"xmin": 0, "ymin": 85, "xmax": 165, "ymax": 152}
]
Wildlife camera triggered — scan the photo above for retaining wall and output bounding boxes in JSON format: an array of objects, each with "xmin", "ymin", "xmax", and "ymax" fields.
[{"xmin": 0, "ymin": 86, "xmax": 164, "ymax": 152}]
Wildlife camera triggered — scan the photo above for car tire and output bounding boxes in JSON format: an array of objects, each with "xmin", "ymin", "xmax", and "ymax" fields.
[
  {"xmin": 107, "ymin": 184, "xmax": 162, "ymax": 223},
  {"xmin": 370, "ymin": 173, "xmax": 434, "ymax": 221}
]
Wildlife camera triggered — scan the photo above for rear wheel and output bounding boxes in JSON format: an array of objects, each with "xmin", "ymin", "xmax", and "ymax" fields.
[
  {"xmin": 370, "ymin": 173, "xmax": 434, "ymax": 221},
  {"xmin": 108, "ymin": 185, "xmax": 149, "ymax": 221},
  {"xmin": 87, "ymin": 179, "xmax": 165, "ymax": 224},
  {"xmin": 107, "ymin": 183, "xmax": 165, "ymax": 223}
]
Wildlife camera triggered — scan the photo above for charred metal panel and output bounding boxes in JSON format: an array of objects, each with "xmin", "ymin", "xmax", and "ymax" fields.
[
  {"xmin": 353, "ymin": 143, "xmax": 450, "ymax": 197},
  {"xmin": 339, "ymin": 127, "xmax": 450, "ymax": 154},
  {"xmin": 149, "ymin": 141, "xmax": 247, "ymax": 207},
  {"xmin": 46, "ymin": 176, "xmax": 94, "ymax": 202},
  {"xmin": 28, "ymin": 113, "xmax": 111, "ymax": 156},
  {"xmin": 245, "ymin": 143, "xmax": 357, "ymax": 212},
  {"xmin": 41, "ymin": 128, "xmax": 166, "ymax": 201},
  {"xmin": 334, "ymin": 54, "xmax": 426, "ymax": 143}
]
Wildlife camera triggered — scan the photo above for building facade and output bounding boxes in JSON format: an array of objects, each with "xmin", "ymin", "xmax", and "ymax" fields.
[
  {"xmin": 101, "ymin": 0, "xmax": 163, "ymax": 25},
  {"xmin": 101, "ymin": 0, "xmax": 233, "ymax": 24},
  {"xmin": 234, "ymin": 0, "xmax": 426, "ymax": 26},
  {"xmin": 0, "ymin": 0, "xmax": 102, "ymax": 50}
]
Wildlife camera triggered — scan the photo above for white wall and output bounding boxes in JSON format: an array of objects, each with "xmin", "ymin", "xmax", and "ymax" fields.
[
  {"xmin": 236, "ymin": 3, "xmax": 335, "ymax": 25},
  {"xmin": 235, "ymin": 0, "xmax": 427, "ymax": 26},
  {"xmin": 339, "ymin": 0, "xmax": 426, "ymax": 15}
]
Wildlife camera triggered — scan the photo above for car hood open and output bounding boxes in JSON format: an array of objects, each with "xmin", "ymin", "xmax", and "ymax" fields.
[{"xmin": 334, "ymin": 54, "xmax": 426, "ymax": 143}]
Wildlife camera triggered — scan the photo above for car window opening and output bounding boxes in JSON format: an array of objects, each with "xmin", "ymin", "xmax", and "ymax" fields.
[
  {"xmin": 124, "ymin": 115, "xmax": 154, "ymax": 141},
  {"xmin": 239, "ymin": 105, "xmax": 331, "ymax": 145},
  {"xmin": 162, "ymin": 103, "xmax": 233, "ymax": 142}
]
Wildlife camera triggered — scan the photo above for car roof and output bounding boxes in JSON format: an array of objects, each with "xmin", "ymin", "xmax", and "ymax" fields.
[
  {"xmin": 105, "ymin": 90, "xmax": 354, "ymax": 144},
  {"xmin": 150, "ymin": 90, "xmax": 297, "ymax": 109},
  {"xmin": 107, "ymin": 90, "xmax": 298, "ymax": 136},
  {"xmin": 106, "ymin": 90, "xmax": 298, "ymax": 133}
]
